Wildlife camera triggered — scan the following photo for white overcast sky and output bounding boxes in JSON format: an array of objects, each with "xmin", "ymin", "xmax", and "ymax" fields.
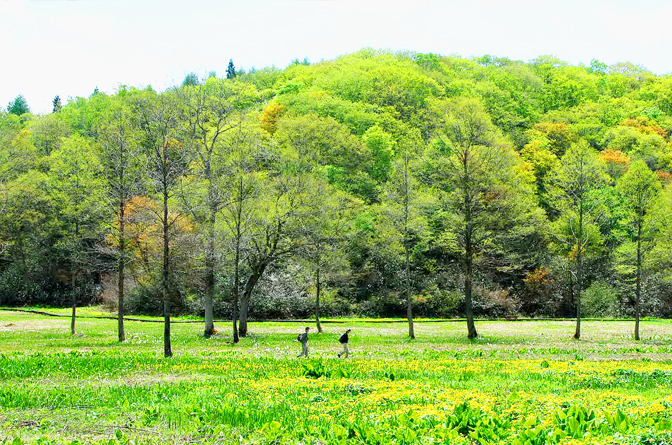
[{"xmin": 2, "ymin": 0, "xmax": 672, "ymax": 114}]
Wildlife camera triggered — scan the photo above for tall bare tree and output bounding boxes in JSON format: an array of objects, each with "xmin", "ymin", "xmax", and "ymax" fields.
[
  {"xmin": 232, "ymin": 135, "xmax": 326, "ymax": 338},
  {"xmin": 97, "ymin": 98, "xmax": 145, "ymax": 342},
  {"xmin": 134, "ymin": 91, "xmax": 190, "ymax": 357},
  {"xmin": 382, "ymin": 135, "xmax": 426, "ymax": 339},
  {"xmin": 219, "ymin": 126, "xmax": 265, "ymax": 342},
  {"xmin": 177, "ymin": 79, "xmax": 259, "ymax": 337},
  {"xmin": 301, "ymin": 181, "xmax": 356, "ymax": 334},
  {"xmin": 48, "ymin": 134, "xmax": 106, "ymax": 336}
]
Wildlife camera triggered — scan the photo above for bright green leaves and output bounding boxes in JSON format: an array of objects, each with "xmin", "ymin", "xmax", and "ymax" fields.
[
  {"xmin": 604, "ymin": 122, "xmax": 671, "ymax": 171},
  {"xmin": 48, "ymin": 134, "xmax": 106, "ymax": 221},
  {"xmin": 49, "ymin": 134, "xmax": 105, "ymax": 221},
  {"xmin": 547, "ymin": 142, "xmax": 609, "ymax": 255},
  {"xmin": 0, "ymin": 171, "xmax": 53, "ymax": 252},
  {"xmin": 0, "ymin": 113, "xmax": 38, "ymax": 182},
  {"xmin": 617, "ymin": 160, "xmax": 661, "ymax": 229},
  {"xmin": 363, "ymin": 125, "xmax": 395, "ymax": 182},
  {"xmin": 48, "ymin": 134, "xmax": 107, "ymax": 268},
  {"xmin": 59, "ymin": 91, "xmax": 113, "ymax": 138},
  {"xmin": 426, "ymin": 99, "xmax": 541, "ymax": 249},
  {"xmin": 548, "ymin": 141, "xmax": 609, "ymax": 210},
  {"xmin": 643, "ymin": 180, "xmax": 672, "ymax": 283},
  {"xmin": 550, "ymin": 212, "xmax": 603, "ymax": 261}
]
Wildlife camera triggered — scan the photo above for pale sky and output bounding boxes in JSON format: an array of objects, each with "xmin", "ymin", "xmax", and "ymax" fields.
[{"xmin": 2, "ymin": 0, "xmax": 672, "ymax": 114}]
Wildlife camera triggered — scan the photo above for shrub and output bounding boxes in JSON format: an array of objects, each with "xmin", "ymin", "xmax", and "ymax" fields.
[
  {"xmin": 583, "ymin": 281, "xmax": 619, "ymax": 317},
  {"xmin": 413, "ymin": 287, "xmax": 462, "ymax": 318},
  {"xmin": 124, "ymin": 282, "xmax": 189, "ymax": 316},
  {"xmin": 357, "ymin": 292, "xmax": 406, "ymax": 317},
  {"xmin": 485, "ymin": 289, "xmax": 521, "ymax": 318},
  {"xmin": 521, "ymin": 267, "xmax": 562, "ymax": 316}
]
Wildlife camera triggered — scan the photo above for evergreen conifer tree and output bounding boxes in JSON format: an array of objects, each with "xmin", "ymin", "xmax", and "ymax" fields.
[
  {"xmin": 7, "ymin": 95, "xmax": 30, "ymax": 115},
  {"xmin": 226, "ymin": 59, "xmax": 236, "ymax": 79},
  {"xmin": 52, "ymin": 95, "xmax": 62, "ymax": 113}
]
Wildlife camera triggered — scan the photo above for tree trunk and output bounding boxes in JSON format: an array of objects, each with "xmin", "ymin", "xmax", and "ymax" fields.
[
  {"xmin": 233, "ymin": 255, "xmax": 240, "ymax": 343},
  {"xmin": 462, "ymin": 148, "xmax": 477, "ymax": 340},
  {"xmin": 118, "ymin": 200, "xmax": 126, "ymax": 342},
  {"xmin": 204, "ymin": 223, "xmax": 216, "ymax": 337},
  {"xmin": 239, "ymin": 263, "xmax": 267, "ymax": 337},
  {"xmin": 574, "ymin": 297, "xmax": 581, "ymax": 339},
  {"xmin": 239, "ymin": 297, "xmax": 250, "ymax": 337},
  {"xmin": 406, "ymin": 246, "xmax": 414, "ymax": 339},
  {"xmin": 70, "ymin": 272, "xmax": 77, "ymax": 336},
  {"xmin": 162, "ymin": 188, "xmax": 172, "ymax": 358},
  {"xmin": 17, "ymin": 234, "xmax": 28, "ymax": 288},
  {"xmin": 464, "ymin": 223, "xmax": 477, "ymax": 339},
  {"xmin": 202, "ymin": 148, "xmax": 217, "ymax": 338},
  {"xmin": 163, "ymin": 298, "xmax": 172, "ymax": 358},
  {"xmin": 232, "ymin": 240, "xmax": 240, "ymax": 344},
  {"xmin": 71, "ymin": 217, "xmax": 80, "ymax": 336},
  {"xmin": 465, "ymin": 248, "xmax": 478, "ymax": 339},
  {"xmin": 404, "ymin": 152, "xmax": 415, "ymax": 339},
  {"xmin": 574, "ymin": 201, "xmax": 583, "ymax": 340},
  {"xmin": 232, "ymin": 317, "xmax": 239, "ymax": 344},
  {"xmin": 635, "ymin": 220, "xmax": 642, "ymax": 341},
  {"xmin": 231, "ymin": 176, "xmax": 243, "ymax": 344},
  {"xmin": 315, "ymin": 267, "xmax": 323, "ymax": 333}
]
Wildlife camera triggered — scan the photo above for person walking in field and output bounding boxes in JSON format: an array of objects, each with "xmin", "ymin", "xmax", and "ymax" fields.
[
  {"xmin": 338, "ymin": 328, "xmax": 351, "ymax": 358},
  {"xmin": 296, "ymin": 326, "xmax": 310, "ymax": 358}
]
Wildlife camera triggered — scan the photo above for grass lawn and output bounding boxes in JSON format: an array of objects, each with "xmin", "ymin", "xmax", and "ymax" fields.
[{"xmin": 1, "ymin": 309, "xmax": 671, "ymax": 444}]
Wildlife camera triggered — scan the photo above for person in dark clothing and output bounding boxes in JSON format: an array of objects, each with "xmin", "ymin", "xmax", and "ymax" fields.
[
  {"xmin": 296, "ymin": 326, "xmax": 310, "ymax": 357},
  {"xmin": 338, "ymin": 328, "xmax": 351, "ymax": 358}
]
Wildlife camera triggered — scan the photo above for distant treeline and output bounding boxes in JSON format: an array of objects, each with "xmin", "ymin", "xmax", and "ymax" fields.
[{"xmin": 2, "ymin": 49, "xmax": 672, "ymax": 341}]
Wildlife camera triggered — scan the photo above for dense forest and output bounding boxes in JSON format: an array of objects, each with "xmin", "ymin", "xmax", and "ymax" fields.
[{"xmin": 3, "ymin": 49, "xmax": 672, "ymax": 344}]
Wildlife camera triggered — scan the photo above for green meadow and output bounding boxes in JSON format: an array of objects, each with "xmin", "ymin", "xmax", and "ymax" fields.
[{"xmin": 1, "ymin": 309, "xmax": 671, "ymax": 444}]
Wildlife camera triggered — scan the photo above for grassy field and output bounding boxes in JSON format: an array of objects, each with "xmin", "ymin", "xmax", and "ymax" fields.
[{"xmin": 1, "ymin": 309, "xmax": 671, "ymax": 444}]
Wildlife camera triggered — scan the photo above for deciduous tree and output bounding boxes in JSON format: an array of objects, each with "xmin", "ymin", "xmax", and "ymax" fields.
[
  {"xmin": 424, "ymin": 98, "xmax": 541, "ymax": 339},
  {"xmin": 134, "ymin": 91, "xmax": 190, "ymax": 357},
  {"xmin": 218, "ymin": 126, "xmax": 265, "ymax": 342},
  {"xmin": 380, "ymin": 134, "xmax": 428, "ymax": 338},
  {"xmin": 548, "ymin": 140, "xmax": 609, "ymax": 339},
  {"xmin": 616, "ymin": 160, "xmax": 661, "ymax": 340},
  {"xmin": 97, "ymin": 98, "xmax": 145, "ymax": 342},
  {"xmin": 48, "ymin": 134, "xmax": 106, "ymax": 335},
  {"xmin": 176, "ymin": 78, "xmax": 259, "ymax": 337}
]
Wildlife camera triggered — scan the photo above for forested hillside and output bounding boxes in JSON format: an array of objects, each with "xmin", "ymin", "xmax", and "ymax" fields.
[{"xmin": 2, "ymin": 49, "xmax": 672, "ymax": 338}]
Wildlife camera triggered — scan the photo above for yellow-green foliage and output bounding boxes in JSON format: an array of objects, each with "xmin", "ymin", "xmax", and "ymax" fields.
[{"xmin": 1, "ymin": 313, "xmax": 671, "ymax": 444}]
